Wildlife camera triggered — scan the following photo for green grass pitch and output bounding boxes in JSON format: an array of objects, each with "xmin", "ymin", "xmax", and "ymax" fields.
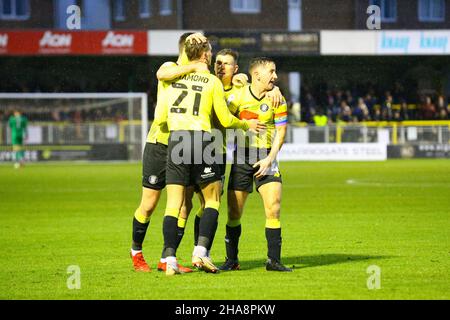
[{"xmin": 0, "ymin": 160, "xmax": 449, "ymax": 299}]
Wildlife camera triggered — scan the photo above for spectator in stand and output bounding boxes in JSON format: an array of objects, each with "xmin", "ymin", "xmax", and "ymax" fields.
[
  {"xmin": 105, "ymin": 106, "xmax": 114, "ymax": 121},
  {"xmin": 307, "ymin": 106, "xmax": 317, "ymax": 124},
  {"xmin": 364, "ymin": 93, "xmax": 376, "ymax": 117},
  {"xmin": 114, "ymin": 110, "xmax": 126, "ymax": 122},
  {"xmin": 60, "ymin": 106, "xmax": 70, "ymax": 121},
  {"xmin": 94, "ymin": 109, "xmax": 103, "ymax": 121},
  {"xmin": 400, "ymin": 100, "xmax": 410, "ymax": 121},
  {"xmin": 437, "ymin": 95, "xmax": 446, "ymax": 110},
  {"xmin": 325, "ymin": 94, "xmax": 339, "ymax": 123},
  {"xmin": 339, "ymin": 100, "xmax": 352, "ymax": 122},
  {"xmin": 73, "ymin": 109, "xmax": 83, "ymax": 139},
  {"xmin": 420, "ymin": 96, "xmax": 436, "ymax": 120},
  {"xmin": 51, "ymin": 109, "xmax": 61, "ymax": 122},
  {"xmin": 303, "ymin": 92, "xmax": 317, "ymax": 123},
  {"xmin": 353, "ymin": 98, "xmax": 371, "ymax": 122},
  {"xmin": 345, "ymin": 90, "xmax": 355, "ymax": 108},
  {"xmin": 335, "ymin": 90, "xmax": 343, "ymax": 104},
  {"xmin": 392, "ymin": 81, "xmax": 405, "ymax": 102},
  {"xmin": 436, "ymin": 95, "xmax": 447, "ymax": 120},
  {"xmin": 447, "ymin": 96, "xmax": 450, "ymax": 116},
  {"xmin": 373, "ymin": 106, "xmax": 382, "ymax": 122},
  {"xmin": 393, "ymin": 109, "xmax": 403, "ymax": 122},
  {"xmin": 438, "ymin": 107, "xmax": 448, "ymax": 120},
  {"xmin": 382, "ymin": 92, "xmax": 394, "ymax": 121},
  {"xmin": 313, "ymin": 108, "xmax": 328, "ymax": 126}
]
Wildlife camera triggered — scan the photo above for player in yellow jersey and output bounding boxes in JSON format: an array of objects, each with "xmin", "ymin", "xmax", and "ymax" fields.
[
  {"xmin": 130, "ymin": 32, "xmax": 207, "ymax": 273},
  {"xmin": 156, "ymin": 39, "xmax": 264, "ymax": 275},
  {"xmin": 188, "ymin": 49, "xmax": 245, "ymax": 258},
  {"xmin": 151, "ymin": 43, "xmax": 250, "ymax": 272},
  {"xmin": 220, "ymin": 57, "xmax": 292, "ymax": 272},
  {"xmin": 157, "ymin": 48, "xmax": 284, "ymax": 265},
  {"xmin": 159, "ymin": 49, "xmax": 245, "ymax": 264},
  {"xmin": 188, "ymin": 49, "xmax": 285, "ymax": 258}
]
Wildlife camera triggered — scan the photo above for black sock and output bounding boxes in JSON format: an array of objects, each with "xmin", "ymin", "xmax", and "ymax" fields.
[
  {"xmin": 194, "ymin": 215, "xmax": 201, "ymax": 246},
  {"xmin": 162, "ymin": 216, "xmax": 178, "ymax": 258},
  {"xmin": 161, "ymin": 227, "xmax": 185, "ymax": 260},
  {"xmin": 132, "ymin": 217, "xmax": 149, "ymax": 251},
  {"xmin": 175, "ymin": 226, "xmax": 185, "ymax": 251},
  {"xmin": 225, "ymin": 224, "xmax": 242, "ymax": 261},
  {"xmin": 206, "ymin": 220, "xmax": 218, "ymax": 252},
  {"xmin": 197, "ymin": 208, "xmax": 219, "ymax": 249},
  {"xmin": 265, "ymin": 228, "xmax": 282, "ymax": 262}
]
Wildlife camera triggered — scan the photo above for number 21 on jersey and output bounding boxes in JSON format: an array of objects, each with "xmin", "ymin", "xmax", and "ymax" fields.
[{"xmin": 170, "ymin": 83, "xmax": 203, "ymax": 116}]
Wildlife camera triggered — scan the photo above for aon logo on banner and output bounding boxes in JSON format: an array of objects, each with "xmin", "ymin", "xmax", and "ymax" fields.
[
  {"xmin": 40, "ymin": 31, "xmax": 72, "ymax": 47},
  {"xmin": 0, "ymin": 34, "xmax": 8, "ymax": 47},
  {"xmin": 102, "ymin": 31, "xmax": 134, "ymax": 48}
]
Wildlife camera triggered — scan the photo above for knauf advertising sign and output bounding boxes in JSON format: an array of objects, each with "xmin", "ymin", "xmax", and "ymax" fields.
[{"xmin": 377, "ymin": 31, "xmax": 450, "ymax": 55}]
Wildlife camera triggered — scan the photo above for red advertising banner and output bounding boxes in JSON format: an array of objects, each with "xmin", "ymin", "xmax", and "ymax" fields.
[{"xmin": 0, "ymin": 30, "xmax": 148, "ymax": 55}]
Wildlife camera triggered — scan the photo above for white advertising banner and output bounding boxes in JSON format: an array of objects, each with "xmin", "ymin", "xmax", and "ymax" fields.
[
  {"xmin": 26, "ymin": 126, "xmax": 43, "ymax": 144},
  {"xmin": 321, "ymin": 31, "xmax": 377, "ymax": 55},
  {"xmin": 320, "ymin": 30, "xmax": 450, "ymax": 55},
  {"xmin": 148, "ymin": 30, "xmax": 203, "ymax": 55},
  {"xmin": 278, "ymin": 143, "xmax": 387, "ymax": 161},
  {"xmin": 377, "ymin": 31, "xmax": 450, "ymax": 55}
]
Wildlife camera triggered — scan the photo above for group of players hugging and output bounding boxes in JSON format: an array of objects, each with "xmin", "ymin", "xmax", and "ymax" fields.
[{"xmin": 130, "ymin": 33, "xmax": 292, "ymax": 275}]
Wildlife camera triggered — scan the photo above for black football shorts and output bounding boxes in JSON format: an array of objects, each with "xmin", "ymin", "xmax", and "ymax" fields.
[
  {"xmin": 166, "ymin": 131, "xmax": 222, "ymax": 187},
  {"xmin": 142, "ymin": 142, "xmax": 168, "ymax": 190},
  {"xmin": 228, "ymin": 147, "xmax": 282, "ymax": 193}
]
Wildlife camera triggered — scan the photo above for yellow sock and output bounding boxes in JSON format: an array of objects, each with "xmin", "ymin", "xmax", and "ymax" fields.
[
  {"xmin": 134, "ymin": 208, "xmax": 150, "ymax": 224},
  {"xmin": 265, "ymin": 218, "xmax": 281, "ymax": 229},
  {"xmin": 165, "ymin": 208, "xmax": 179, "ymax": 218},
  {"xmin": 227, "ymin": 219, "xmax": 241, "ymax": 227},
  {"xmin": 195, "ymin": 207, "xmax": 204, "ymax": 218},
  {"xmin": 204, "ymin": 200, "xmax": 220, "ymax": 211},
  {"xmin": 177, "ymin": 217, "xmax": 187, "ymax": 228}
]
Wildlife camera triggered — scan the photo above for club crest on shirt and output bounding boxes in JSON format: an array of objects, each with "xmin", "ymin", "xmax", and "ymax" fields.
[
  {"xmin": 260, "ymin": 104, "xmax": 269, "ymax": 112},
  {"xmin": 149, "ymin": 175, "xmax": 158, "ymax": 185},
  {"xmin": 226, "ymin": 94, "xmax": 235, "ymax": 106}
]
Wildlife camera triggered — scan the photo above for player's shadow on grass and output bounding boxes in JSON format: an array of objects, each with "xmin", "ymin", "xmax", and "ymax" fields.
[{"xmin": 240, "ymin": 254, "xmax": 393, "ymax": 270}]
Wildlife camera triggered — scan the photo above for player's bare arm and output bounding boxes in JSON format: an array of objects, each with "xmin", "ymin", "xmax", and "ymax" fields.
[{"xmin": 156, "ymin": 61, "xmax": 209, "ymax": 81}]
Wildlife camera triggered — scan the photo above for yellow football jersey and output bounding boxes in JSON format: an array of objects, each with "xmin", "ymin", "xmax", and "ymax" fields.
[
  {"xmin": 155, "ymin": 71, "xmax": 249, "ymax": 133},
  {"xmin": 230, "ymin": 85, "xmax": 288, "ymax": 149},
  {"xmin": 146, "ymin": 61, "xmax": 177, "ymax": 145},
  {"xmin": 179, "ymin": 50, "xmax": 189, "ymax": 65},
  {"xmin": 212, "ymin": 85, "xmax": 244, "ymax": 154}
]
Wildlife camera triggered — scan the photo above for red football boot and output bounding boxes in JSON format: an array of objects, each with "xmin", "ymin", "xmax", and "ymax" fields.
[
  {"xmin": 131, "ymin": 252, "xmax": 151, "ymax": 272},
  {"xmin": 157, "ymin": 261, "xmax": 193, "ymax": 273}
]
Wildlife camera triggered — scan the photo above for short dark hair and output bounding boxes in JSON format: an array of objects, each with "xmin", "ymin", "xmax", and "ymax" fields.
[
  {"xmin": 248, "ymin": 57, "xmax": 275, "ymax": 73},
  {"xmin": 178, "ymin": 32, "xmax": 194, "ymax": 51},
  {"xmin": 184, "ymin": 39, "xmax": 211, "ymax": 61},
  {"xmin": 216, "ymin": 49, "xmax": 239, "ymax": 64}
]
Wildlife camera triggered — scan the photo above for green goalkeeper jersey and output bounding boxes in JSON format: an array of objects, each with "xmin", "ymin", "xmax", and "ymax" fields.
[{"xmin": 8, "ymin": 114, "xmax": 28, "ymax": 140}]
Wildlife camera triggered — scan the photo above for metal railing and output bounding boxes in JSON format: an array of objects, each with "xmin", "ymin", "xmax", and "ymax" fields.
[
  {"xmin": 1, "ymin": 120, "xmax": 449, "ymax": 152},
  {"xmin": 0, "ymin": 121, "xmax": 142, "ymax": 145},
  {"xmin": 288, "ymin": 121, "xmax": 450, "ymax": 145}
]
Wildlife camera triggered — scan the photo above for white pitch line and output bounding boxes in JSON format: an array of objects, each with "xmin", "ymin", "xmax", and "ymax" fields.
[{"xmin": 345, "ymin": 179, "xmax": 450, "ymax": 188}]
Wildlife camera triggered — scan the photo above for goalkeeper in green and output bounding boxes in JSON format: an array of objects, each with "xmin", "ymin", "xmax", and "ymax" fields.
[{"xmin": 8, "ymin": 109, "xmax": 28, "ymax": 169}]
